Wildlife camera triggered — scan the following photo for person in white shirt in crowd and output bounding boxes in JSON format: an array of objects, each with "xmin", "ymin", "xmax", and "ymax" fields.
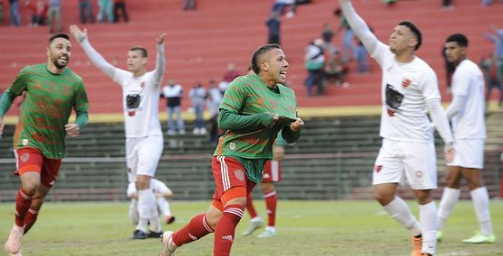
[
  {"xmin": 70, "ymin": 25, "xmax": 166, "ymax": 240},
  {"xmin": 436, "ymin": 33, "xmax": 496, "ymax": 244},
  {"xmin": 162, "ymin": 79, "xmax": 186, "ymax": 136},
  {"xmin": 206, "ymin": 79, "xmax": 223, "ymax": 144},
  {"xmin": 189, "ymin": 82, "xmax": 206, "ymax": 135},
  {"xmin": 339, "ymin": 1, "xmax": 455, "ymax": 256},
  {"xmin": 127, "ymin": 178, "xmax": 175, "ymax": 229}
]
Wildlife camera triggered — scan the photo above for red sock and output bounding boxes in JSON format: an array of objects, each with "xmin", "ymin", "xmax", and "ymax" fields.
[
  {"xmin": 172, "ymin": 213, "xmax": 213, "ymax": 246},
  {"xmin": 245, "ymin": 194, "xmax": 258, "ymax": 218},
  {"xmin": 264, "ymin": 191, "xmax": 277, "ymax": 227},
  {"xmin": 214, "ymin": 204, "xmax": 244, "ymax": 256},
  {"xmin": 23, "ymin": 208, "xmax": 39, "ymax": 234},
  {"xmin": 15, "ymin": 189, "xmax": 33, "ymax": 227}
]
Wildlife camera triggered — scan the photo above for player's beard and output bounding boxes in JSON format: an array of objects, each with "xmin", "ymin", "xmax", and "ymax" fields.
[{"xmin": 51, "ymin": 53, "xmax": 69, "ymax": 70}]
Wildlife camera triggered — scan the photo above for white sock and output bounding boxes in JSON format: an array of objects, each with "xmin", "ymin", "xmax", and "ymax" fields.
[
  {"xmin": 420, "ymin": 201, "xmax": 437, "ymax": 255},
  {"xmin": 266, "ymin": 226, "xmax": 276, "ymax": 232},
  {"xmin": 149, "ymin": 215, "xmax": 162, "ymax": 233},
  {"xmin": 383, "ymin": 197, "xmax": 422, "ymax": 236},
  {"xmin": 129, "ymin": 200, "xmax": 139, "ymax": 225},
  {"xmin": 137, "ymin": 189, "xmax": 157, "ymax": 232},
  {"xmin": 157, "ymin": 198, "xmax": 172, "ymax": 216},
  {"xmin": 437, "ymin": 187, "xmax": 460, "ymax": 231},
  {"xmin": 470, "ymin": 187, "xmax": 493, "ymax": 236}
]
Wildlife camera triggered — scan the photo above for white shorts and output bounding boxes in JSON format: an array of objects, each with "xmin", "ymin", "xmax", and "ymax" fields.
[
  {"xmin": 448, "ymin": 139, "xmax": 484, "ymax": 169},
  {"xmin": 126, "ymin": 135, "xmax": 164, "ymax": 183},
  {"xmin": 373, "ymin": 139, "xmax": 437, "ymax": 190}
]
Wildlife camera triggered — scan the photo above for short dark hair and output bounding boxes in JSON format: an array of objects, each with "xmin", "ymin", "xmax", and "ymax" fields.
[
  {"xmin": 398, "ymin": 21, "xmax": 422, "ymax": 51},
  {"xmin": 251, "ymin": 44, "xmax": 281, "ymax": 74},
  {"xmin": 446, "ymin": 33, "xmax": 468, "ymax": 47},
  {"xmin": 130, "ymin": 47, "xmax": 148, "ymax": 58},
  {"xmin": 49, "ymin": 33, "xmax": 70, "ymax": 44}
]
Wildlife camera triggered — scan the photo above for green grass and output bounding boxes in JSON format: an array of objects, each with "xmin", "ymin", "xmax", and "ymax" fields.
[{"xmin": 1, "ymin": 200, "xmax": 502, "ymax": 256}]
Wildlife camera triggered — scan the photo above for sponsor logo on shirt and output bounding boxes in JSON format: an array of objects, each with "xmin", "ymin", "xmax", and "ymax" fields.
[
  {"xmin": 402, "ymin": 78, "xmax": 412, "ymax": 88},
  {"xmin": 375, "ymin": 165, "xmax": 383, "ymax": 173},
  {"xmin": 229, "ymin": 142, "xmax": 236, "ymax": 150}
]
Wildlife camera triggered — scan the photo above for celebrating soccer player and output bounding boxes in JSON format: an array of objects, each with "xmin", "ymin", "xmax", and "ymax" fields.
[
  {"xmin": 1, "ymin": 33, "xmax": 89, "ymax": 256},
  {"xmin": 70, "ymin": 25, "xmax": 166, "ymax": 239},
  {"xmin": 339, "ymin": 1, "xmax": 455, "ymax": 256},
  {"xmin": 159, "ymin": 43, "xmax": 304, "ymax": 256}
]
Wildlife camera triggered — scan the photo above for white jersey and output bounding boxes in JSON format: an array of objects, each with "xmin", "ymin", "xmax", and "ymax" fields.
[
  {"xmin": 371, "ymin": 42, "xmax": 440, "ymax": 142},
  {"xmin": 450, "ymin": 59, "xmax": 486, "ymax": 139},
  {"xmin": 114, "ymin": 69, "xmax": 163, "ymax": 138},
  {"xmin": 127, "ymin": 178, "xmax": 170, "ymax": 197}
]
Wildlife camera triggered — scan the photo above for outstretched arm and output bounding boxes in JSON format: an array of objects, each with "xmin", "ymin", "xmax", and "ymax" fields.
[
  {"xmin": 69, "ymin": 25, "xmax": 117, "ymax": 80},
  {"xmin": 153, "ymin": 33, "xmax": 166, "ymax": 85},
  {"xmin": 339, "ymin": 0, "xmax": 379, "ymax": 54}
]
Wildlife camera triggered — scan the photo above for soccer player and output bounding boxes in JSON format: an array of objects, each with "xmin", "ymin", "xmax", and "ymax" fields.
[
  {"xmin": 437, "ymin": 34, "xmax": 496, "ymax": 244},
  {"xmin": 339, "ymin": 1, "xmax": 455, "ymax": 256},
  {"xmin": 159, "ymin": 43, "xmax": 304, "ymax": 256},
  {"xmin": 127, "ymin": 178, "xmax": 176, "ymax": 233},
  {"xmin": 69, "ymin": 25, "xmax": 166, "ymax": 239},
  {"xmin": 242, "ymin": 136, "xmax": 286, "ymax": 238},
  {"xmin": 0, "ymin": 33, "xmax": 89, "ymax": 256}
]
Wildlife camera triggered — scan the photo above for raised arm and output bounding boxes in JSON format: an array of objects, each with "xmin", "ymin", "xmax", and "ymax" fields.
[
  {"xmin": 153, "ymin": 33, "xmax": 166, "ymax": 84},
  {"xmin": 69, "ymin": 25, "xmax": 117, "ymax": 80},
  {"xmin": 339, "ymin": 0, "xmax": 379, "ymax": 54}
]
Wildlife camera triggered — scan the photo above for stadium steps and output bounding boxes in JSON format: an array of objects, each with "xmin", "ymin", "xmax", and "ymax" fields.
[{"xmin": 1, "ymin": 0, "xmax": 502, "ymax": 115}]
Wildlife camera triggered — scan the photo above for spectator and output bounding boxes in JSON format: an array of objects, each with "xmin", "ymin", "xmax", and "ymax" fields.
[
  {"xmin": 206, "ymin": 79, "xmax": 222, "ymax": 144},
  {"xmin": 480, "ymin": 54, "xmax": 503, "ymax": 108},
  {"xmin": 484, "ymin": 26, "xmax": 503, "ymax": 85},
  {"xmin": 271, "ymin": 0, "xmax": 296, "ymax": 18},
  {"xmin": 266, "ymin": 11, "xmax": 281, "ymax": 45},
  {"xmin": 0, "ymin": 0, "xmax": 3, "ymax": 24},
  {"xmin": 97, "ymin": 0, "xmax": 113, "ymax": 23},
  {"xmin": 113, "ymin": 0, "xmax": 128, "ymax": 23},
  {"xmin": 189, "ymin": 82, "xmax": 206, "ymax": 135},
  {"xmin": 9, "ymin": 0, "xmax": 21, "ymax": 26},
  {"xmin": 324, "ymin": 48, "xmax": 348, "ymax": 87},
  {"xmin": 442, "ymin": 0, "xmax": 454, "ymax": 9},
  {"xmin": 219, "ymin": 62, "xmax": 241, "ymax": 94},
  {"xmin": 161, "ymin": 79, "xmax": 185, "ymax": 136},
  {"xmin": 47, "ymin": 0, "xmax": 61, "ymax": 33},
  {"xmin": 483, "ymin": 0, "xmax": 503, "ymax": 6},
  {"xmin": 183, "ymin": 0, "xmax": 195, "ymax": 11},
  {"xmin": 334, "ymin": 7, "xmax": 355, "ymax": 62},
  {"xmin": 26, "ymin": 0, "xmax": 48, "ymax": 27},
  {"xmin": 79, "ymin": 0, "xmax": 94, "ymax": 24},
  {"xmin": 355, "ymin": 40, "xmax": 369, "ymax": 73},
  {"xmin": 305, "ymin": 39, "xmax": 325, "ymax": 96}
]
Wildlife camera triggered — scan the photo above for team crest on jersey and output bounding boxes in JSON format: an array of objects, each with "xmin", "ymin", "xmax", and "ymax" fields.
[
  {"xmin": 20, "ymin": 153, "xmax": 30, "ymax": 163},
  {"xmin": 415, "ymin": 171, "xmax": 423, "ymax": 178},
  {"xmin": 229, "ymin": 142, "xmax": 236, "ymax": 150},
  {"xmin": 234, "ymin": 169, "xmax": 245, "ymax": 181},
  {"xmin": 375, "ymin": 165, "xmax": 383, "ymax": 173},
  {"xmin": 402, "ymin": 78, "xmax": 412, "ymax": 88}
]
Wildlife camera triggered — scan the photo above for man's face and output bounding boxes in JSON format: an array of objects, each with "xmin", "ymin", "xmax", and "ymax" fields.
[
  {"xmin": 262, "ymin": 48, "xmax": 289, "ymax": 84},
  {"xmin": 444, "ymin": 41, "xmax": 466, "ymax": 64},
  {"xmin": 127, "ymin": 50, "xmax": 147, "ymax": 72},
  {"xmin": 47, "ymin": 38, "xmax": 71, "ymax": 69},
  {"xmin": 389, "ymin": 25, "xmax": 417, "ymax": 53}
]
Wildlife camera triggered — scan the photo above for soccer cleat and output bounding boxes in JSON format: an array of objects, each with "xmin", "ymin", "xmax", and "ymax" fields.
[
  {"xmin": 462, "ymin": 231, "xmax": 496, "ymax": 244},
  {"xmin": 257, "ymin": 229, "xmax": 276, "ymax": 238},
  {"xmin": 148, "ymin": 231, "xmax": 163, "ymax": 239},
  {"xmin": 410, "ymin": 236, "xmax": 422, "ymax": 256},
  {"xmin": 160, "ymin": 231, "xmax": 177, "ymax": 256},
  {"xmin": 4, "ymin": 225, "xmax": 24, "ymax": 256},
  {"xmin": 242, "ymin": 219, "xmax": 264, "ymax": 236},
  {"xmin": 165, "ymin": 215, "xmax": 176, "ymax": 225},
  {"xmin": 436, "ymin": 231, "xmax": 443, "ymax": 242},
  {"xmin": 132, "ymin": 229, "xmax": 148, "ymax": 239}
]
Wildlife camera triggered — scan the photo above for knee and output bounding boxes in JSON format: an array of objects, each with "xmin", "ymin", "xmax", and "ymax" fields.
[
  {"xmin": 445, "ymin": 174, "xmax": 461, "ymax": 189},
  {"xmin": 468, "ymin": 179, "xmax": 483, "ymax": 191},
  {"xmin": 206, "ymin": 211, "xmax": 222, "ymax": 229},
  {"xmin": 21, "ymin": 182, "xmax": 40, "ymax": 196},
  {"xmin": 415, "ymin": 191, "xmax": 433, "ymax": 205},
  {"xmin": 136, "ymin": 176, "xmax": 150, "ymax": 190},
  {"xmin": 373, "ymin": 190, "xmax": 394, "ymax": 206}
]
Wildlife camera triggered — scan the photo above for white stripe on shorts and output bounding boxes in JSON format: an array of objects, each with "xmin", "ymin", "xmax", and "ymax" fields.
[{"xmin": 219, "ymin": 156, "xmax": 231, "ymax": 191}]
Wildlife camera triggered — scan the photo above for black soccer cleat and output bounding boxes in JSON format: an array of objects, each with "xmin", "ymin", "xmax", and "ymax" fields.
[
  {"xmin": 148, "ymin": 230, "xmax": 163, "ymax": 239},
  {"xmin": 132, "ymin": 229, "xmax": 148, "ymax": 239}
]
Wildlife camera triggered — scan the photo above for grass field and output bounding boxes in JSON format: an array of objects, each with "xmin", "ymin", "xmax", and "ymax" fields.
[{"xmin": 0, "ymin": 200, "xmax": 502, "ymax": 256}]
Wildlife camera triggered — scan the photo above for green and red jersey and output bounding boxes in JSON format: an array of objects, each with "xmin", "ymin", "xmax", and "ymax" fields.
[{"xmin": 2, "ymin": 64, "xmax": 89, "ymax": 158}]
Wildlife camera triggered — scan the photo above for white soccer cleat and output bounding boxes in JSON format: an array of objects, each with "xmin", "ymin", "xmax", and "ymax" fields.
[
  {"xmin": 4, "ymin": 225, "xmax": 24, "ymax": 256},
  {"xmin": 160, "ymin": 231, "xmax": 177, "ymax": 256},
  {"xmin": 242, "ymin": 219, "xmax": 264, "ymax": 236}
]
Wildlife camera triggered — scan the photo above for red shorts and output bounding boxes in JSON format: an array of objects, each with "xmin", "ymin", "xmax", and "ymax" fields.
[
  {"xmin": 212, "ymin": 156, "xmax": 256, "ymax": 201},
  {"xmin": 15, "ymin": 147, "xmax": 62, "ymax": 188},
  {"xmin": 262, "ymin": 160, "xmax": 281, "ymax": 183}
]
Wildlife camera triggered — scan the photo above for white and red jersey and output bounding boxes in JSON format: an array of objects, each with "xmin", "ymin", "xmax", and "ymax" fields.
[
  {"xmin": 371, "ymin": 42, "xmax": 440, "ymax": 142},
  {"xmin": 450, "ymin": 59, "xmax": 486, "ymax": 139},
  {"xmin": 114, "ymin": 69, "xmax": 163, "ymax": 138}
]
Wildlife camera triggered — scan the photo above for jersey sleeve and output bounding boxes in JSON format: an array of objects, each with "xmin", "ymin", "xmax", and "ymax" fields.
[
  {"xmin": 370, "ymin": 42, "xmax": 393, "ymax": 67},
  {"xmin": 10, "ymin": 67, "xmax": 30, "ymax": 96},
  {"xmin": 420, "ymin": 69, "xmax": 441, "ymax": 103},
  {"xmin": 450, "ymin": 66, "xmax": 470, "ymax": 97},
  {"xmin": 74, "ymin": 81, "xmax": 90, "ymax": 114},
  {"xmin": 113, "ymin": 68, "xmax": 132, "ymax": 87},
  {"xmin": 219, "ymin": 78, "xmax": 246, "ymax": 114}
]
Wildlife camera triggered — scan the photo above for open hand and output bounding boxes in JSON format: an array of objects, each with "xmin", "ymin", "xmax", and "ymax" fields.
[
  {"xmin": 156, "ymin": 33, "xmax": 167, "ymax": 45},
  {"xmin": 69, "ymin": 25, "xmax": 88, "ymax": 42}
]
